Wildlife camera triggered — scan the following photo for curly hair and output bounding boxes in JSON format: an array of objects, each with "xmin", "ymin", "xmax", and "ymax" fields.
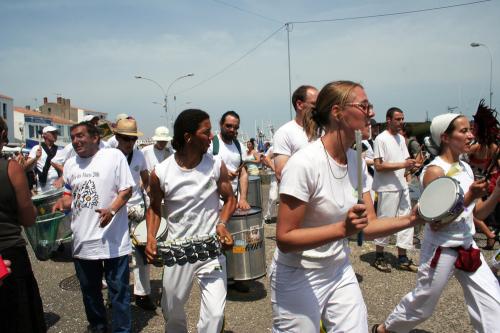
[{"xmin": 473, "ymin": 99, "xmax": 499, "ymax": 145}]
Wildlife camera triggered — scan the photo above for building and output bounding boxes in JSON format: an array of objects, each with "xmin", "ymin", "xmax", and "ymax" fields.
[
  {"xmin": 38, "ymin": 96, "xmax": 107, "ymax": 123},
  {"xmin": 0, "ymin": 94, "xmax": 14, "ymax": 143}
]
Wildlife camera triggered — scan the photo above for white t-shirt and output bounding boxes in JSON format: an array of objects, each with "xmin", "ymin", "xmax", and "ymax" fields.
[
  {"xmin": 372, "ymin": 130, "xmax": 410, "ymax": 191},
  {"xmin": 141, "ymin": 144, "xmax": 173, "ymax": 173},
  {"xmin": 420, "ymin": 156, "xmax": 476, "ymax": 247},
  {"xmin": 106, "ymin": 135, "xmax": 118, "ymax": 148},
  {"xmin": 53, "ymin": 141, "xmax": 108, "ymax": 165},
  {"xmin": 207, "ymin": 134, "xmax": 241, "ymax": 191},
  {"xmin": 123, "ymin": 149, "xmax": 148, "ymax": 207},
  {"xmin": 29, "ymin": 144, "xmax": 60, "ymax": 193},
  {"xmin": 63, "ymin": 148, "xmax": 134, "ymax": 259},
  {"xmin": 154, "ymin": 154, "xmax": 222, "ymax": 240},
  {"xmin": 273, "ymin": 120, "xmax": 309, "ymax": 157},
  {"xmin": 275, "ymin": 139, "xmax": 369, "ymax": 268}
]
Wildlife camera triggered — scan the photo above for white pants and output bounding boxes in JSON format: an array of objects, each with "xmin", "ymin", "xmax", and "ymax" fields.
[
  {"xmin": 264, "ymin": 176, "xmax": 278, "ymax": 220},
  {"xmin": 374, "ymin": 189, "xmax": 414, "ymax": 250},
  {"xmin": 385, "ymin": 240, "xmax": 500, "ymax": 333},
  {"xmin": 270, "ymin": 260, "xmax": 368, "ymax": 333},
  {"xmin": 131, "ymin": 244, "xmax": 151, "ymax": 296},
  {"xmin": 161, "ymin": 256, "xmax": 227, "ymax": 333}
]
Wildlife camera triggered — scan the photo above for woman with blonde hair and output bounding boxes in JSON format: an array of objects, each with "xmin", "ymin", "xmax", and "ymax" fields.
[{"xmin": 270, "ymin": 81, "xmax": 425, "ymax": 332}]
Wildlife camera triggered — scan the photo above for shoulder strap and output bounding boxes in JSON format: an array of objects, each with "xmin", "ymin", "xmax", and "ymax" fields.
[
  {"xmin": 212, "ymin": 135, "xmax": 220, "ymax": 155},
  {"xmin": 233, "ymin": 139, "xmax": 242, "ymax": 162}
]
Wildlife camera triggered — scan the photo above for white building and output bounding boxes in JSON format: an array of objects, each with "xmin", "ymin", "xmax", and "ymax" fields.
[{"xmin": 0, "ymin": 94, "xmax": 14, "ymax": 143}]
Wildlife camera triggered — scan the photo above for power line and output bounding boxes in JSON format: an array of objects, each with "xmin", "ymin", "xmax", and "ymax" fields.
[
  {"xmin": 289, "ymin": 0, "xmax": 492, "ymax": 25},
  {"xmin": 211, "ymin": 0, "xmax": 283, "ymax": 24},
  {"xmin": 176, "ymin": 24, "xmax": 285, "ymax": 95}
]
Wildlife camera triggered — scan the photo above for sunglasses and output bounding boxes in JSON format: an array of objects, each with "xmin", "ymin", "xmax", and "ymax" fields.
[{"xmin": 116, "ymin": 134, "xmax": 137, "ymax": 142}]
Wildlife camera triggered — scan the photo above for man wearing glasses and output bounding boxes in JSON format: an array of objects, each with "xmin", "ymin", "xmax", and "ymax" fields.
[
  {"xmin": 273, "ymin": 85, "xmax": 318, "ymax": 182},
  {"xmin": 115, "ymin": 119, "xmax": 155, "ymax": 311},
  {"xmin": 372, "ymin": 107, "xmax": 419, "ymax": 273}
]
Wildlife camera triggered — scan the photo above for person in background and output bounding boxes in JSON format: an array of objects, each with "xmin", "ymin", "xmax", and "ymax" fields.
[
  {"xmin": 106, "ymin": 113, "xmax": 131, "ymax": 148},
  {"xmin": 25, "ymin": 125, "xmax": 62, "ymax": 193},
  {"xmin": 243, "ymin": 138, "xmax": 261, "ymax": 176},
  {"xmin": 141, "ymin": 126, "xmax": 173, "ymax": 174},
  {"xmin": 274, "ymin": 85, "xmax": 318, "ymax": 181},
  {"xmin": 53, "ymin": 122, "xmax": 134, "ymax": 333},
  {"xmin": 374, "ymin": 113, "xmax": 500, "ymax": 333},
  {"xmin": 261, "ymin": 143, "xmax": 278, "ymax": 224},
  {"xmin": 0, "ymin": 117, "xmax": 46, "ymax": 332}
]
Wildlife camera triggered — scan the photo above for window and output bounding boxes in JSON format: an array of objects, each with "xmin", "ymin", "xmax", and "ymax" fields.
[
  {"xmin": 2, "ymin": 103, "xmax": 6, "ymax": 119},
  {"xmin": 29, "ymin": 125, "xmax": 35, "ymax": 138}
]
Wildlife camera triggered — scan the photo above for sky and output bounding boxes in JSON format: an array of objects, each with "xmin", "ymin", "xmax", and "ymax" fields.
[{"xmin": 1, "ymin": 0, "xmax": 499, "ymax": 140}]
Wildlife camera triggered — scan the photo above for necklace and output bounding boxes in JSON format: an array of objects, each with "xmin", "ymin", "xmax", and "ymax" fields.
[{"xmin": 321, "ymin": 138, "xmax": 348, "ymax": 207}]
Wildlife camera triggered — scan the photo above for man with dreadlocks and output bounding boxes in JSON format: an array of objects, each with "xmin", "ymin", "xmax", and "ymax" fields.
[{"xmin": 469, "ymin": 99, "xmax": 500, "ymax": 250}]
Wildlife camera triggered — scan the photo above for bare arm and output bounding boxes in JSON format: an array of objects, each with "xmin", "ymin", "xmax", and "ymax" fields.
[
  {"xmin": 216, "ymin": 162, "xmax": 237, "ymax": 249},
  {"xmin": 8, "ymin": 160, "xmax": 37, "ymax": 227},
  {"xmin": 145, "ymin": 171, "xmax": 163, "ymax": 262},
  {"xmin": 474, "ymin": 178, "xmax": 500, "ymax": 220},
  {"xmin": 96, "ymin": 187, "xmax": 132, "ymax": 228},
  {"xmin": 276, "ymin": 194, "xmax": 368, "ymax": 253},
  {"xmin": 252, "ymin": 150, "xmax": 261, "ymax": 164},
  {"xmin": 140, "ymin": 169, "xmax": 149, "ymax": 192},
  {"xmin": 374, "ymin": 157, "xmax": 416, "ymax": 173},
  {"xmin": 237, "ymin": 166, "xmax": 250, "ymax": 210},
  {"xmin": 274, "ymin": 154, "xmax": 289, "ymax": 182}
]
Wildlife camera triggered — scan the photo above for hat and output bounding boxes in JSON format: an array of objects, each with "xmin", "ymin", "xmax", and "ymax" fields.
[
  {"xmin": 113, "ymin": 119, "xmax": 143, "ymax": 137},
  {"xmin": 83, "ymin": 114, "xmax": 99, "ymax": 122},
  {"xmin": 42, "ymin": 125, "xmax": 59, "ymax": 134},
  {"xmin": 430, "ymin": 113, "xmax": 461, "ymax": 147},
  {"xmin": 152, "ymin": 126, "xmax": 172, "ymax": 142},
  {"xmin": 115, "ymin": 113, "xmax": 129, "ymax": 122}
]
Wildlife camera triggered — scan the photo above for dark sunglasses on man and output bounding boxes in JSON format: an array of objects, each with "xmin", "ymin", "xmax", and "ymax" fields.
[{"xmin": 116, "ymin": 134, "xmax": 137, "ymax": 142}]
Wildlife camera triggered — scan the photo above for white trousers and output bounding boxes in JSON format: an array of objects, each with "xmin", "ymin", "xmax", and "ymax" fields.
[
  {"xmin": 130, "ymin": 217, "xmax": 151, "ymax": 296},
  {"xmin": 374, "ymin": 189, "xmax": 414, "ymax": 250},
  {"xmin": 270, "ymin": 260, "xmax": 368, "ymax": 333},
  {"xmin": 161, "ymin": 256, "xmax": 227, "ymax": 333},
  {"xmin": 385, "ymin": 240, "xmax": 500, "ymax": 333},
  {"xmin": 264, "ymin": 177, "xmax": 278, "ymax": 220}
]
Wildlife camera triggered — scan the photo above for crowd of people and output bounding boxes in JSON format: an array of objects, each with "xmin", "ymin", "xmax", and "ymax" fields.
[{"xmin": 0, "ymin": 80, "xmax": 500, "ymax": 333}]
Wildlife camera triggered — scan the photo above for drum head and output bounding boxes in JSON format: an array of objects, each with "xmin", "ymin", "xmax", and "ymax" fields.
[
  {"xmin": 233, "ymin": 207, "xmax": 262, "ymax": 217},
  {"xmin": 419, "ymin": 177, "xmax": 458, "ymax": 220},
  {"xmin": 133, "ymin": 218, "xmax": 167, "ymax": 243}
]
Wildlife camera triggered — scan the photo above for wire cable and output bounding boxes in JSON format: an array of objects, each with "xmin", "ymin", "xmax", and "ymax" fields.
[
  {"xmin": 289, "ymin": 0, "xmax": 492, "ymax": 25},
  {"xmin": 211, "ymin": 0, "xmax": 283, "ymax": 24}
]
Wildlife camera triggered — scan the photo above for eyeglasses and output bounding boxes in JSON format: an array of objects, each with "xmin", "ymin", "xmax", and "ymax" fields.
[
  {"xmin": 116, "ymin": 134, "xmax": 137, "ymax": 142},
  {"xmin": 345, "ymin": 102, "xmax": 374, "ymax": 116}
]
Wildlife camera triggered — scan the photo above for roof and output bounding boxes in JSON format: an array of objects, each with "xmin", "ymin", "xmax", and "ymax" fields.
[
  {"xmin": 0, "ymin": 93, "xmax": 13, "ymax": 100},
  {"xmin": 14, "ymin": 106, "xmax": 76, "ymax": 125}
]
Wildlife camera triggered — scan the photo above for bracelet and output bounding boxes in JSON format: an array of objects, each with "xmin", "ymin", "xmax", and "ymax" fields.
[{"xmin": 216, "ymin": 220, "xmax": 227, "ymax": 227}]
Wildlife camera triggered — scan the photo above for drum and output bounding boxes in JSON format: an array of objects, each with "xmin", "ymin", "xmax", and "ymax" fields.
[
  {"xmin": 131, "ymin": 218, "xmax": 168, "ymax": 245},
  {"xmin": 260, "ymin": 170, "xmax": 275, "ymax": 185},
  {"xmin": 226, "ymin": 207, "xmax": 266, "ymax": 280},
  {"xmin": 247, "ymin": 175, "xmax": 262, "ymax": 208},
  {"xmin": 418, "ymin": 176, "xmax": 464, "ymax": 226},
  {"xmin": 31, "ymin": 188, "xmax": 63, "ymax": 216},
  {"xmin": 24, "ymin": 211, "xmax": 66, "ymax": 261}
]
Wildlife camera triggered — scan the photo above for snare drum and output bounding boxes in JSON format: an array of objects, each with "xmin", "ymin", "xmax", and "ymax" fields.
[
  {"xmin": 418, "ymin": 176, "xmax": 464, "ymax": 226},
  {"xmin": 247, "ymin": 176, "xmax": 262, "ymax": 208},
  {"xmin": 226, "ymin": 207, "xmax": 266, "ymax": 280},
  {"xmin": 32, "ymin": 188, "xmax": 64, "ymax": 216},
  {"xmin": 131, "ymin": 218, "xmax": 168, "ymax": 246}
]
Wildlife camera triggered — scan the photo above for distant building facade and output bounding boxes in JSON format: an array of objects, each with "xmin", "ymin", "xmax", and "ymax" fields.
[{"xmin": 0, "ymin": 94, "xmax": 14, "ymax": 144}]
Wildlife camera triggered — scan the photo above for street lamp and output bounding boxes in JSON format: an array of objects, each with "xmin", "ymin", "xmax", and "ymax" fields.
[
  {"xmin": 134, "ymin": 73, "xmax": 194, "ymax": 127},
  {"xmin": 470, "ymin": 42, "xmax": 493, "ymax": 108}
]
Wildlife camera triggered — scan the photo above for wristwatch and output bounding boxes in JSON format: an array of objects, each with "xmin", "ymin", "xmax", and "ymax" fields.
[{"xmin": 110, "ymin": 209, "xmax": 116, "ymax": 217}]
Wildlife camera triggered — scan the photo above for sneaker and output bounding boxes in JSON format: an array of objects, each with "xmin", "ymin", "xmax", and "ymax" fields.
[
  {"xmin": 373, "ymin": 257, "xmax": 391, "ymax": 273},
  {"xmin": 397, "ymin": 257, "xmax": 418, "ymax": 272},
  {"xmin": 135, "ymin": 295, "xmax": 157, "ymax": 311}
]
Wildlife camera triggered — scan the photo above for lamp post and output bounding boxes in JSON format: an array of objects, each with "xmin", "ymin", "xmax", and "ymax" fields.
[
  {"xmin": 134, "ymin": 73, "xmax": 194, "ymax": 127},
  {"xmin": 470, "ymin": 42, "xmax": 493, "ymax": 108}
]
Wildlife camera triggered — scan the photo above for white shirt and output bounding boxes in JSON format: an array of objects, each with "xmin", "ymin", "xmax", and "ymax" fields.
[
  {"xmin": 372, "ymin": 130, "xmax": 410, "ymax": 192},
  {"xmin": 275, "ymin": 139, "xmax": 369, "ymax": 268},
  {"xmin": 207, "ymin": 134, "xmax": 241, "ymax": 191},
  {"xmin": 29, "ymin": 144, "xmax": 60, "ymax": 193},
  {"xmin": 420, "ymin": 156, "xmax": 476, "ymax": 247},
  {"xmin": 123, "ymin": 149, "xmax": 148, "ymax": 207},
  {"xmin": 106, "ymin": 135, "xmax": 118, "ymax": 148},
  {"xmin": 63, "ymin": 148, "xmax": 134, "ymax": 259},
  {"xmin": 273, "ymin": 120, "xmax": 309, "ymax": 157},
  {"xmin": 141, "ymin": 144, "xmax": 173, "ymax": 173},
  {"xmin": 154, "ymin": 154, "xmax": 222, "ymax": 240}
]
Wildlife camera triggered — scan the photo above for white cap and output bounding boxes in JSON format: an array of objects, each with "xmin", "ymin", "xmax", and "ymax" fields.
[
  {"xmin": 116, "ymin": 113, "xmax": 129, "ymax": 122},
  {"xmin": 430, "ymin": 113, "xmax": 461, "ymax": 147},
  {"xmin": 83, "ymin": 114, "xmax": 99, "ymax": 122},
  {"xmin": 42, "ymin": 125, "xmax": 59, "ymax": 134},
  {"xmin": 152, "ymin": 126, "xmax": 172, "ymax": 142}
]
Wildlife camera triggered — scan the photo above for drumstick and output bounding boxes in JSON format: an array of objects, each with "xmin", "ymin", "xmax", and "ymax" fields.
[{"xmin": 355, "ymin": 130, "xmax": 364, "ymax": 246}]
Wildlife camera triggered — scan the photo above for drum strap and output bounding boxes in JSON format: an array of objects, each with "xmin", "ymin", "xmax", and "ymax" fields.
[{"xmin": 36, "ymin": 143, "xmax": 60, "ymax": 185}]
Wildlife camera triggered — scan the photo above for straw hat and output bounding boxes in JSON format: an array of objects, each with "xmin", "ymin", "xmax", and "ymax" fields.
[
  {"xmin": 152, "ymin": 126, "xmax": 172, "ymax": 142},
  {"xmin": 113, "ymin": 119, "xmax": 143, "ymax": 137}
]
